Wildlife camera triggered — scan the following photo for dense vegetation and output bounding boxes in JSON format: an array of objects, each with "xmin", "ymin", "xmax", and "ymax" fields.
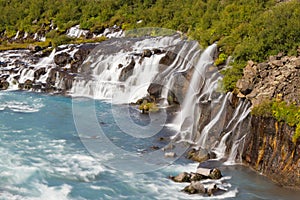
[
  {"xmin": 252, "ymin": 99, "xmax": 300, "ymax": 143},
  {"xmin": 0, "ymin": 0, "xmax": 300, "ymax": 90}
]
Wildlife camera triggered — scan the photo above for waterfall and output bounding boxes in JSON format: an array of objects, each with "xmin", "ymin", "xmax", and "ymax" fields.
[
  {"xmin": 166, "ymin": 42, "xmax": 252, "ymax": 163},
  {"xmin": 70, "ymin": 35, "xmax": 186, "ymax": 103},
  {"xmin": 170, "ymin": 44, "xmax": 218, "ymax": 141},
  {"xmin": 0, "ymin": 34, "xmax": 252, "ymax": 164}
]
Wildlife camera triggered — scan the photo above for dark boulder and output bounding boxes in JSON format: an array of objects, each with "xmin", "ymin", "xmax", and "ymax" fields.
[
  {"xmin": 119, "ymin": 57, "xmax": 135, "ymax": 81},
  {"xmin": 142, "ymin": 49, "xmax": 152, "ymax": 58},
  {"xmin": 24, "ymin": 79, "xmax": 33, "ymax": 90},
  {"xmin": 152, "ymin": 48, "xmax": 164, "ymax": 55},
  {"xmin": 182, "ymin": 181, "xmax": 206, "ymax": 194},
  {"xmin": 147, "ymin": 83, "xmax": 163, "ymax": 99},
  {"xmin": 170, "ymin": 172, "xmax": 190, "ymax": 182},
  {"xmin": 54, "ymin": 52, "xmax": 72, "ymax": 67},
  {"xmin": 70, "ymin": 44, "xmax": 97, "ymax": 73},
  {"xmin": 0, "ymin": 79, "xmax": 9, "ymax": 90},
  {"xmin": 196, "ymin": 167, "xmax": 222, "ymax": 180},
  {"xmin": 209, "ymin": 168, "xmax": 222, "ymax": 179},
  {"xmin": 187, "ymin": 148, "xmax": 210, "ymax": 163},
  {"xmin": 159, "ymin": 51, "xmax": 177, "ymax": 66},
  {"xmin": 34, "ymin": 67, "xmax": 46, "ymax": 80}
]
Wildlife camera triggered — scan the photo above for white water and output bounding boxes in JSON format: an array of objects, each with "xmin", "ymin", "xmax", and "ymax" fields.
[
  {"xmin": 67, "ymin": 25, "xmax": 89, "ymax": 38},
  {"xmin": 197, "ymin": 93, "xmax": 230, "ymax": 149},
  {"xmin": 171, "ymin": 44, "xmax": 217, "ymax": 141},
  {"xmin": 0, "ymin": 45, "xmax": 78, "ymax": 91},
  {"xmin": 70, "ymin": 35, "xmax": 183, "ymax": 103},
  {"xmin": 0, "ymin": 35, "xmax": 253, "ymax": 164}
]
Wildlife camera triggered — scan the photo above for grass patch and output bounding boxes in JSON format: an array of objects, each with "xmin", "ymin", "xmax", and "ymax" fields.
[
  {"xmin": 0, "ymin": 36, "xmax": 106, "ymax": 51},
  {"xmin": 0, "ymin": 40, "xmax": 51, "ymax": 51}
]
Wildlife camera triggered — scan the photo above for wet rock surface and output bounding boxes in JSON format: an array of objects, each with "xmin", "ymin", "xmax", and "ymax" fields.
[
  {"xmin": 243, "ymin": 116, "xmax": 300, "ymax": 188},
  {"xmin": 170, "ymin": 167, "xmax": 224, "ymax": 196},
  {"xmin": 0, "ymin": 43, "xmax": 98, "ymax": 94}
]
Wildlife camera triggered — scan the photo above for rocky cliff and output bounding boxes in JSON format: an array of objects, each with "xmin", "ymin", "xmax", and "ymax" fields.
[
  {"xmin": 243, "ymin": 116, "xmax": 300, "ymax": 189},
  {"xmin": 236, "ymin": 53, "xmax": 300, "ymax": 107},
  {"xmin": 236, "ymin": 52, "xmax": 300, "ymax": 189}
]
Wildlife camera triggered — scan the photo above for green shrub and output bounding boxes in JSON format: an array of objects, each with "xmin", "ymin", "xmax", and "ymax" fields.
[{"xmin": 214, "ymin": 53, "xmax": 228, "ymax": 66}]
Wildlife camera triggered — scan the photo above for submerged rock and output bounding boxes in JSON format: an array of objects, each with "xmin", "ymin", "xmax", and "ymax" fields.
[
  {"xmin": 170, "ymin": 172, "xmax": 190, "ymax": 182},
  {"xmin": 164, "ymin": 152, "xmax": 176, "ymax": 158},
  {"xmin": 187, "ymin": 148, "xmax": 210, "ymax": 163},
  {"xmin": 183, "ymin": 181, "xmax": 206, "ymax": 194}
]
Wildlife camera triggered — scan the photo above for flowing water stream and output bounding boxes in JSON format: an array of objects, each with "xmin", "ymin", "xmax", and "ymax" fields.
[{"xmin": 0, "ymin": 34, "xmax": 299, "ymax": 199}]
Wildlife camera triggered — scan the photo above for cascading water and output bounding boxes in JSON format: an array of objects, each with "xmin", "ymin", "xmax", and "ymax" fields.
[
  {"xmin": 164, "ymin": 42, "xmax": 252, "ymax": 163},
  {"xmin": 170, "ymin": 44, "xmax": 218, "ymax": 141},
  {"xmin": 0, "ymin": 34, "xmax": 252, "ymax": 164},
  {"xmin": 70, "ymin": 36, "xmax": 197, "ymax": 103}
]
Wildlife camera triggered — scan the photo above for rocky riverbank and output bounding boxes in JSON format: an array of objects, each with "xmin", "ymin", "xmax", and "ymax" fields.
[{"xmin": 235, "ymin": 53, "xmax": 300, "ymax": 189}]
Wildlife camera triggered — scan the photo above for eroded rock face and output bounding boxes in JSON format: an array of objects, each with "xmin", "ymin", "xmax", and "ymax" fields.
[
  {"xmin": 234, "ymin": 53, "xmax": 300, "ymax": 189},
  {"xmin": 243, "ymin": 116, "xmax": 300, "ymax": 188},
  {"xmin": 236, "ymin": 54, "xmax": 300, "ymax": 106}
]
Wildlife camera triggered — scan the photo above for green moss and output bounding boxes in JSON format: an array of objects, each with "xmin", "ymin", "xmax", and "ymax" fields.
[
  {"xmin": 251, "ymin": 101, "xmax": 273, "ymax": 118},
  {"xmin": 219, "ymin": 61, "xmax": 245, "ymax": 92},
  {"xmin": 0, "ymin": 39, "xmax": 51, "ymax": 51},
  {"xmin": 72, "ymin": 36, "xmax": 106, "ymax": 44},
  {"xmin": 138, "ymin": 102, "xmax": 159, "ymax": 113},
  {"xmin": 252, "ymin": 100, "xmax": 300, "ymax": 143},
  {"xmin": 293, "ymin": 124, "xmax": 300, "ymax": 143}
]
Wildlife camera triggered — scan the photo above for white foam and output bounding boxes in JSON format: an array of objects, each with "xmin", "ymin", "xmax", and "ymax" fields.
[
  {"xmin": 0, "ymin": 100, "xmax": 44, "ymax": 113},
  {"xmin": 67, "ymin": 25, "xmax": 89, "ymax": 38},
  {"xmin": 30, "ymin": 183, "xmax": 72, "ymax": 200}
]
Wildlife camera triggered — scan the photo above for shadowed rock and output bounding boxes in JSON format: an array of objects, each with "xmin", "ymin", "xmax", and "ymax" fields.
[{"xmin": 119, "ymin": 57, "xmax": 135, "ymax": 81}]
